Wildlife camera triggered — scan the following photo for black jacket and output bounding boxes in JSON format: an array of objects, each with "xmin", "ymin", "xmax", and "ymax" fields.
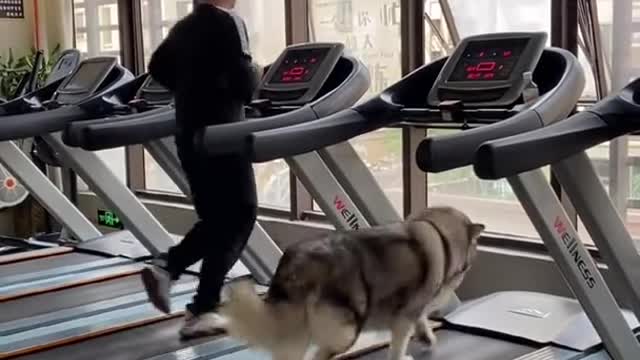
[{"xmin": 148, "ymin": 4, "xmax": 257, "ymax": 133}]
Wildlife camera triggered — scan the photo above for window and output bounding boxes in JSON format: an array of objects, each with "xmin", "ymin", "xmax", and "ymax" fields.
[
  {"xmin": 577, "ymin": 0, "xmax": 640, "ymax": 241},
  {"xmin": 140, "ymin": 0, "xmax": 194, "ymax": 65},
  {"xmin": 72, "ymin": 0, "xmax": 121, "ymax": 59},
  {"xmin": 99, "ymin": 5, "xmax": 117, "ymax": 50},
  {"xmin": 448, "ymin": 0, "xmax": 551, "ymax": 37},
  {"xmin": 423, "ymin": 1, "xmax": 551, "ymax": 238},
  {"xmin": 426, "ymin": 129, "xmax": 550, "ymax": 238},
  {"xmin": 310, "ymin": 0, "xmax": 402, "ymax": 100},
  {"xmin": 72, "ymin": 0, "xmax": 127, "ymax": 190},
  {"xmin": 308, "ymin": 0, "xmax": 404, "ymax": 215},
  {"xmin": 140, "ymin": 0, "xmax": 290, "ymax": 209}
]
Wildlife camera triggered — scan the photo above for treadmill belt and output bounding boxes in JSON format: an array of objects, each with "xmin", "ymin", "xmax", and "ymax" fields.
[
  {"xmin": 1, "ymin": 253, "xmax": 103, "ymax": 277},
  {"xmin": 358, "ymin": 330, "xmax": 536, "ymax": 360},
  {"xmin": 1, "ymin": 274, "xmax": 197, "ymax": 323},
  {"xmin": 1, "ymin": 274, "xmax": 197, "ymax": 326},
  {"xmin": 14, "ymin": 317, "xmax": 220, "ymax": 360}
]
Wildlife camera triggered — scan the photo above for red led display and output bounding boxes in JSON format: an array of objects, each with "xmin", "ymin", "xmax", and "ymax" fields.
[
  {"xmin": 271, "ymin": 48, "xmax": 330, "ymax": 84},
  {"xmin": 449, "ymin": 38, "xmax": 529, "ymax": 82}
]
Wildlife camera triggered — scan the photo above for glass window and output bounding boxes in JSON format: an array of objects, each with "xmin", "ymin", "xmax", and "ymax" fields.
[
  {"xmin": 577, "ymin": 0, "xmax": 640, "ymax": 241},
  {"xmin": 308, "ymin": 0, "xmax": 404, "ymax": 215},
  {"xmin": 427, "ymin": 129, "xmax": 548, "ymax": 239},
  {"xmin": 140, "ymin": 0, "xmax": 290, "ymax": 209},
  {"xmin": 448, "ymin": 0, "xmax": 551, "ymax": 37},
  {"xmin": 310, "ymin": 0, "xmax": 402, "ymax": 99},
  {"xmin": 72, "ymin": 0, "xmax": 121, "ymax": 59},
  {"xmin": 72, "ymin": 0, "xmax": 127, "ymax": 190}
]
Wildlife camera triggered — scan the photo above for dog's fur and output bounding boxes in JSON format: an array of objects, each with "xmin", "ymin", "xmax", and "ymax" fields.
[{"xmin": 220, "ymin": 206, "xmax": 484, "ymax": 360}]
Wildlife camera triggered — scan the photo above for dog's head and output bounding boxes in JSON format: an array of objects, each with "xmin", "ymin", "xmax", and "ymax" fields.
[{"xmin": 408, "ymin": 206, "xmax": 484, "ymax": 269}]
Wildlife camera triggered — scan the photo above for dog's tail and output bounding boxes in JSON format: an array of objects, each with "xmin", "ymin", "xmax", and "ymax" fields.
[{"xmin": 220, "ymin": 281, "xmax": 309, "ymax": 356}]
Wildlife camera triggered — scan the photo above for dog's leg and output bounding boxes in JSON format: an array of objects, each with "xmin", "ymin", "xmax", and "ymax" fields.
[
  {"xmin": 308, "ymin": 301, "xmax": 358, "ymax": 360},
  {"xmin": 389, "ymin": 318, "xmax": 415, "ymax": 360},
  {"xmin": 415, "ymin": 317, "xmax": 437, "ymax": 347}
]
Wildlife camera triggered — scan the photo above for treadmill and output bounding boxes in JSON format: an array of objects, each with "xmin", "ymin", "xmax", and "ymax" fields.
[
  {"xmin": 64, "ymin": 42, "xmax": 383, "ymax": 284},
  {"xmin": 0, "ymin": 43, "xmax": 374, "ymax": 360},
  {"xmin": 188, "ymin": 32, "xmax": 639, "ymax": 359},
  {"xmin": 457, "ymin": 77, "xmax": 640, "ymax": 359}
]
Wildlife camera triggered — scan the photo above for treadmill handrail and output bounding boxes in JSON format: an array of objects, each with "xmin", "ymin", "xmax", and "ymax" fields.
[
  {"xmin": 75, "ymin": 108, "xmax": 176, "ymax": 150},
  {"xmin": 472, "ymin": 111, "xmax": 621, "ymax": 179},
  {"xmin": 0, "ymin": 106, "xmax": 89, "ymax": 141},
  {"xmin": 415, "ymin": 47, "xmax": 586, "ymax": 173},
  {"xmin": 249, "ymin": 97, "xmax": 400, "ymax": 163},
  {"xmin": 416, "ymin": 110, "xmax": 543, "ymax": 173},
  {"xmin": 473, "ymin": 78, "xmax": 640, "ymax": 179},
  {"xmin": 64, "ymin": 106, "xmax": 173, "ymax": 148}
]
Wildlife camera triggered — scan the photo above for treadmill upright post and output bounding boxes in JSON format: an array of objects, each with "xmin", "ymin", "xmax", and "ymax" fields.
[
  {"xmin": 286, "ymin": 152, "xmax": 371, "ymax": 231},
  {"xmin": 509, "ymin": 169, "xmax": 640, "ymax": 359},
  {"xmin": 42, "ymin": 132, "xmax": 176, "ymax": 256},
  {"xmin": 552, "ymin": 152, "xmax": 640, "ymax": 322},
  {"xmin": 319, "ymin": 142, "xmax": 402, "ymax": 225},
  {"xmin": 0, "ymin": 141, "xmax": 102, "ymax": 241}
]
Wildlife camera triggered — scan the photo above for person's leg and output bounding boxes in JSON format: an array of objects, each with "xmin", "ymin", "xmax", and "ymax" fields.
[
  {"xmin": 142, "ymin": 140, "xmax": 211, "ymax": 313},
  {"xmin": 179, "ymin": 203, "xmax": 257, "ymax": 338}
]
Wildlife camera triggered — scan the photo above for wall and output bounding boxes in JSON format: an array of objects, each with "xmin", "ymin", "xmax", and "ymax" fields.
[
  {"xmin": 35, "ymin": 0, "xmax": 74, "ymax": 53},
  {"xmin": 0, "ymin": 0, "xmax": 34, "ymax": 58}
]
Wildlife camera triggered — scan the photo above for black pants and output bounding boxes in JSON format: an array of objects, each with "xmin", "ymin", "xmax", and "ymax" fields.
[{"xmin": 165, "ymin": 135, "xmax": 257, "ymax": 315}]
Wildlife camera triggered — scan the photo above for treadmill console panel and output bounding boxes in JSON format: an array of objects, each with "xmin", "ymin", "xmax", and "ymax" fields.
[
  {"xmin": 258, "ymin": 43, "xmax": 344, "ymax": 106},
  {"xmin": 427, "ymin": 32, "xmax": 547, "ymax": 108},
  {"xmin": 54, "ymin": 57, "xmax": 118, "ymax": 105},
  {"xmin": 135, "ymin": 76, "xmax": 173, "ymax": 106},
  {"xmin": 45, "ymin": 49, "xmax": 81, "ymax": 86}
]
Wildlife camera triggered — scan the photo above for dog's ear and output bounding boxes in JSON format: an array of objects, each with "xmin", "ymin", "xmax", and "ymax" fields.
[{"xmin": 468, "ymin": 223, "xmax": 485, "ymax": 239}]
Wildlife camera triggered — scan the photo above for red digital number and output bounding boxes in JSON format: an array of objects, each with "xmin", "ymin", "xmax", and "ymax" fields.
[
  {"xmin": 289, "ymin": 66, "xmax": 306, "ymax": 76},
  {"xmin": 476, "ymin": 61, "xmax": 497, "ymax": 72}
]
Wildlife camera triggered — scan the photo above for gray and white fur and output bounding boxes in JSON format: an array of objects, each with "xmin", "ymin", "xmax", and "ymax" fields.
[{"xmin": 220, "ymin": 206, "xmax": 484, "ymax": 360}]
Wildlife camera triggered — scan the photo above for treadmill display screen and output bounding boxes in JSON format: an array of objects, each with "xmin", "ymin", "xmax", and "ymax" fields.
[
  {"xmin": 62, "ymin": 61, "xmax": 109, "ymax": 92},
  {"xmin": 270, "ymin": 48, "xmax": 331, "ymax": 84},
  {"xmin": 448, "ymin": 38, "xmax": 530, "ymax": 82}
]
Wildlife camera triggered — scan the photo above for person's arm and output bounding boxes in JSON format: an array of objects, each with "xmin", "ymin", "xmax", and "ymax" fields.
[{"xmin": 148, "ymin": 21, "xmax": 185, "ymax": 91}]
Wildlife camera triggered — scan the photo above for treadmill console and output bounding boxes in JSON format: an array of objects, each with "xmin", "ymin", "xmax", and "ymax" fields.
[
  {"xmin": 258, "ymin": 43, "xmax": 344, "ymax": 106},
  {"xmin": 54, "ymin": 57, "xmax": 118, "ymax": 105},
  {"xmin": 133, "ymin": 76, "xmax": 173, "ymax": 107},
  {"xmin": 427, "ymin": 32, "xmax": 547, "ymax": 108},
  {"xmin": 45, "ymin": 49, "xmax": 81, "ymax": 86}
]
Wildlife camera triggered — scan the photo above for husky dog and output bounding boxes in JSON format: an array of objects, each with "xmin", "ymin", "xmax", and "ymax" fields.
[{"xmin": 220, "ymin": 206, "xmax": 484, "ymax": 360}]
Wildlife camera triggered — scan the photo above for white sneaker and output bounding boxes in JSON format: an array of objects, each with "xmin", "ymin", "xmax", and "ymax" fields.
[
  {"xmin": 179, "ymin": 310, "xmax": 228, "ymax": 339},
  {"xmin": 141, "ymin": 265, "xmax": 173, "ymax": 314}
]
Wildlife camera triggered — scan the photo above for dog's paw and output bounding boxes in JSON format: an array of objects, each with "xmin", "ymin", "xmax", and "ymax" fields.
[{"xmin": 415, "ymin": 320, "xmax": 437, "ymax": 347}]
